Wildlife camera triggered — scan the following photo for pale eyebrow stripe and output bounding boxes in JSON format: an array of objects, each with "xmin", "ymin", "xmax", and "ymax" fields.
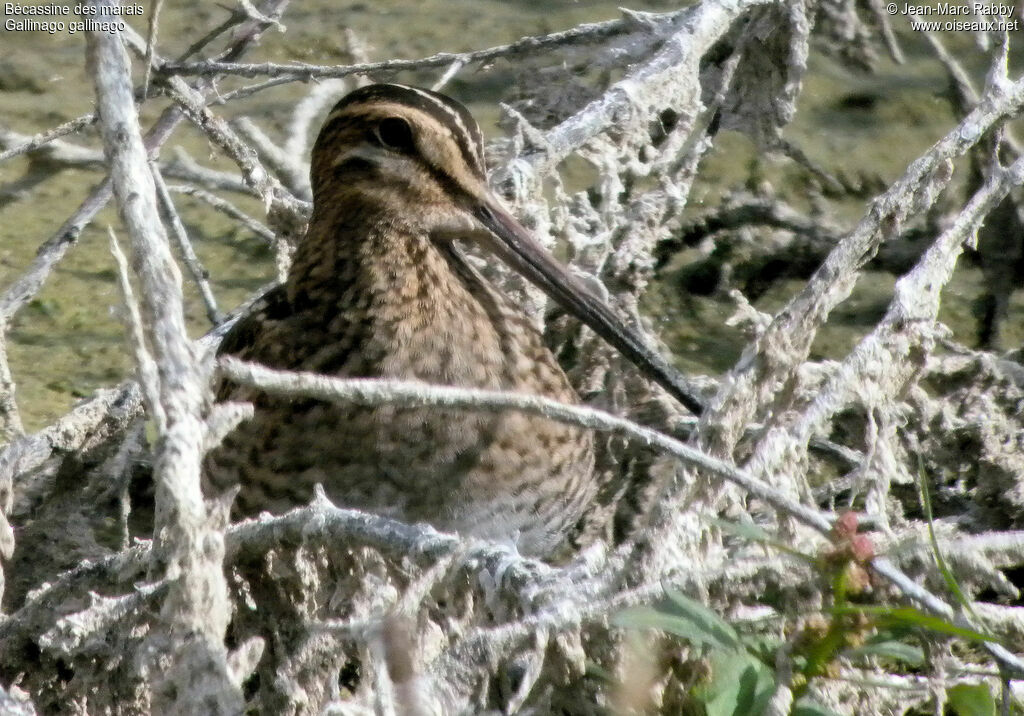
[
  {"xmin": 400, "ymin": 85, "xmax": 486, "ymax": 177},
  {"xmin": 320, "ymin": 83, "xmax": 488, "ymax": 179}
]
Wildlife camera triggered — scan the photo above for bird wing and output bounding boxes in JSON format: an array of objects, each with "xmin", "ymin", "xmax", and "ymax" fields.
[
  {"xmin": 213, "ymin": 284, "xmax": 293, "ymax": 402},
  {"xmin": 216, "ymin": 284, "xmax": 292, "ymax": 360}
]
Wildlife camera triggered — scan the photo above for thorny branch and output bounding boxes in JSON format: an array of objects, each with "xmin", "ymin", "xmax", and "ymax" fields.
[
  {"xmin": 699, "ymin": 48, "xmax": 1024, "ymax": 457},
  {"xmin": 158, "ymin": 7, "xmax": 697, "ymax": 82}
]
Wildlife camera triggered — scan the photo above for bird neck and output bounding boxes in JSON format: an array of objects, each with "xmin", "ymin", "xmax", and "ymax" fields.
[
  {"xmin": 284, "ymin": 203, "xmax": 514, "ymax": 386},
  {"xmin": 286, "ymin": 202, "xmax": 446, "ymax": 313}
]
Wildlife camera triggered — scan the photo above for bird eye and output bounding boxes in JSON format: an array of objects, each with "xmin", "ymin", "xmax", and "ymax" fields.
[{"xmin": 373, "ymin": 117, "xmax": 414, "ymax": 151}]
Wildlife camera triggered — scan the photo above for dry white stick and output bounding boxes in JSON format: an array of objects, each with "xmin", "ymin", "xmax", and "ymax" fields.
[
  {"xmin": 108, "ymin": 228, "xmax": 165, "ymax": 431},
  {"xmin": 747, "ymin": 154, "xmax": 1024, "ymax": 489},
  {"xmin": 167, "ymin": 184, "xmax": 277, "ymax": 244},
  {"xmin": 0, "ymin": 114, "xmax": 95, "ymax": 164},
  {"xmin": 283, "ymin": 78, "xmax": 348, "ymax": 160},
  {"xmin": 151, "ymin": 168, "xmax": 224, "ymax": 325},
  {"xmin": 0, "ymin": 331, "xmax": 23, "ymax": 441},
  {"xmin": 699, "ymin": 58, "xmax": 1024, "ymax": 455},
  {"xmin": 0, "ymin": 125, "xmax": 105, "ymax": 169},
  {"xmin": 218, "ymin": 357, "xmax": 1024, "ymax": 679},
  {"xmin": 0, "ymin": 382, "xmax": 142, "ymax": 507},
  {"xmin": 0, "ymin": 329, "xmax": 17, "ymax": 603},
  {"xmin": 920, "ymin": 22, "xmax": 1022, "ymax": 157},
  {"xmin": 234, "ymin": 116, "xmax": 312, "ymax": 200},
  {"xmin": 164, "ymin": 78, "xmax": 308, "ymax": 231},
  {"xmin": 8, "ymin": 504, "xmax": 781, "ymax": 665},
  {"xmin": 865, "ymin": 0, "xmax": 904, "ymax": 63},
  {"xmin": 431, "ymin": 59, "xmax": 465, "ymax": 91},
  {"xmin": 160, "ymin": 8, "xmax": 690, "ymax": 81},
  {"xmin": 141, "ymin": 0, "xmax": 164, "ymax": 97},
  {"xmin": 236, "ymin": 0, "xmax": 285, "ymax": 30},
  {"xmin": 484, "ymin": 0, "xmax": 776, "ymax": 407},
  {"xmin": 0, "ymin": 685, "xmax": 35, "ymax": 715},
  {"xmin": 218, "ymin": 355, "xmax": 834, "ymax": 535},
  {"xmin": 39, "ymin": 583, "xmax": 167, "ymax": 657},
  {"xmin": 0, "ymin": 110, "xmax": 182, "ymax": 326},
  {"xmin": 84, "ymin": 4, "xmax": 239, "ymax": 711},
  {"xmin": 119, "ymin": 26, "xmax": 310, "ymax": 233},
  {"xmin": 164, "ymin": 147, "xmax": 254, "ymax": 195},
  {"xmin": 938, "ymin": 531, "xmax": 1024, "ymax": 570},
  {"xmin": 0, "ymin": 123, "xmax": 261, "ymax": 200},
  {"xmin": 367, "ymin": 631, "xmax": 398, "ymax": 716},
  {"xmin": 971, "ymin": 603, "xmax": 1024, "ymax": 638},
  {"xmin": 499, "ymin": 0, "xmax": 776, "ymax": 186}
]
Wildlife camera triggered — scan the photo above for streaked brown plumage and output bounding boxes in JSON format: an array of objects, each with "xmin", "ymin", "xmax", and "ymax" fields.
[{"xmin": 205, "ymin": 84, "xmax": 701, "ymax": 557}]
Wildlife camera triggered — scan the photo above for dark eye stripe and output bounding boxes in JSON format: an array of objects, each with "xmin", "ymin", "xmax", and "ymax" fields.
[
  {"xmin": 333, "ymin": 156, "xmax": 377, "ymax": 175},
  {"xmin": 314, "ymin": 115, "xmax": 360, "ymax": 154}
]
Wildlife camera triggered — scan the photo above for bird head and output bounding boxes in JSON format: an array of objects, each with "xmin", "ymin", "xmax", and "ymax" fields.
[{"xmin": 309, "ymin": 83, "xmax": 702, "ymax": 413}]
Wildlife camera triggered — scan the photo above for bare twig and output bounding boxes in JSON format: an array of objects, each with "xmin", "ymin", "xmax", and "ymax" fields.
[
  {"xmin": 141, "ymin": 0, "xmax": 164, "ymax": 98},
  {"xmin": 151, "ymin": 168, "xmax": 225, "ymax": 325},
  {"xmin": 217, "ymin": 357, "xmax": 1024, "ymax": 679},
  {"xmin": 500, "ymin": 0, "xmax": 776, "ymax": 181},
  {"xmin": 0, "ymin": 108, "xmax": 182, "ymax": 325},
  {"xmin": 0, "ymin": 114, "xmax": 96, "ymax": 164},
  {"xmin": 217, "ymin": 355, "xmax": 833, "ymax": 535},
  {"xmin": 159, "ymin": 8, "xmax": 689, "ymax": 82},
  {"xmin": 108, "ymin": 228, "xmax": 164, "ymax": 430},
  {"xmin": 0, "ymin": 0, "xmax": 295, "ymax": 329},
  {"xmin": 167, "ymin": 184, "xmax": 277, "ymax": 244},
  {"xmin": 3, "ymin": 1, "xmax": 1023, "ymax": 711},
  {"xmin": 121, "ymin": 25, "xmax": 309, "ymax": 236},
  {"xmin": 0, "ymin": 331, "xmax": 24, "ymax": 441},
  {"xmin": 164, "ymin": 147, "xmax": 254, "ymax": 195},
  {"xmin": 85, "ymin": 5, "xmax": 239, "ymax": 710},
  {"xmin": 697, "ymin": 56, "xmax": 1024, "ymax": 455},
  {"xmin": 282, "ymin": 79, "xmax": 348, "ymax": 161},
  {"xmin": 431, "ymin": 60, "xmax": 465, "ymax": 92},
  {"xmin": 233, "ymin": 116, "xmax": 311, "ymax": 200},
  {"xmin": 745, "ymin": 154, "xmax": 1024, "ymax": 494}
]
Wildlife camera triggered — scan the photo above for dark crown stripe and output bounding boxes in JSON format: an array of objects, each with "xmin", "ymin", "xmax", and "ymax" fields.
[
  {"xmin": 401, "ymin": 85, "xmax": 486, "ymax": 174},
  {"xmin": 313, "ymin": 115, "xmax": 361, "ymax": 154},
  {"xmin": 327, "ymin": 83, "xmax": 486, "ymax": 180}
]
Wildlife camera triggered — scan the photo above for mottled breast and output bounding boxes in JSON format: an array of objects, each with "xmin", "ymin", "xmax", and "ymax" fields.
[{"xmin": 204, "ymin": 234, "xmax": 594, "ymax": 557}]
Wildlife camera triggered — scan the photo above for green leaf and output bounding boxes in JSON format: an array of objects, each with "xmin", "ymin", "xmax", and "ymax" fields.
[
  {"xmin": 743, "ymin": 634, "xmax": 785, "ymax": 663},
  {"xmin": 665, "ymin": 588, "xmax": 744, "ymax": 651},
  {"xmin": 706, "ymin": 517, "xmax": 816, "ymax": 563},
  {"xmin": 793, "ymin": 699, "xmax": 842, "ymax": 716},
  {"xmin": 614, "ymin": 605, "xmax": 736, "ymax": 651},
  {"xmin": 832, "ymin": 605, "xmax": 1001, "ymax": 645},
  {"xmin": 946, "ymin": 682, "xmax": 997, "ymax": 716},
  {"xmin": 843, "ymin": 640, "xmax": 924, "ymax": 667},
  {"xmin": 614, "ymin": 589, "xmax": 744, "ymax": 652},
  {"xmin": 917, "ymin": 457, "xmax": 977, "ymax": 619},
  {"xmin": 693, "ymin": 649, "xmax": 774, "ymax": 716}
]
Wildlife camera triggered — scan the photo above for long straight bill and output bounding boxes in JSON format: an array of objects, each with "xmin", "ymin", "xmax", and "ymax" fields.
[{"xmin": 473, "ymin": 200, "xmax": 704, "ymax": 415}]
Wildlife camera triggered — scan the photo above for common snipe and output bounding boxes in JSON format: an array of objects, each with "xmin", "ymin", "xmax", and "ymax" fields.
[{"xmin": 205, "ymin": 84, "xmax": 700, "ymax": 556}]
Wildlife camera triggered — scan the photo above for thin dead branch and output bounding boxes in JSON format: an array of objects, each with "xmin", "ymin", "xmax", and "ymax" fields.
[
  {"xmin": 1, "ymin": 0, "xmax": 1023, "ymax": 713},
  {"xmin": 85, "ymin": 4, "xmax": 239, "ymax": 710}
]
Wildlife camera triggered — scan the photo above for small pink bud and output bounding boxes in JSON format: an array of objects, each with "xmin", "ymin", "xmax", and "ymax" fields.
[
  {"xmin": 832, "ymin": 511, "xmax": 859, "ymax": 539},
  {"xmin": 850, "ymin": 534, "xmax": 875, "ymax": 563}
]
